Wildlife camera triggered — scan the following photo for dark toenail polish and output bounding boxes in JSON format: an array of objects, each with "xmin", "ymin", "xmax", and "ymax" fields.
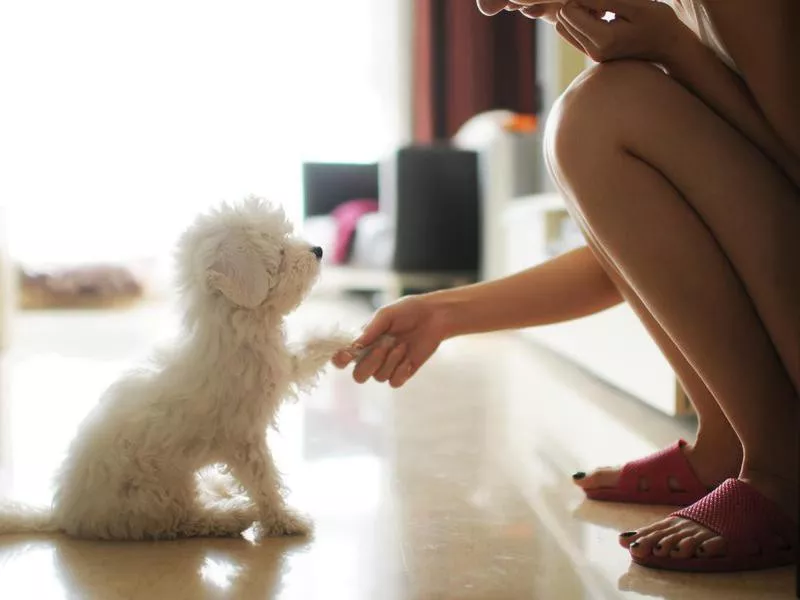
[
  {"xmin": 620, "ymin": 531, "xmax": 637, "ymax": 538},
  {"xmin": 572, "ymin": 472, "xmax": 586, "ymax": 480},
  {"xmin": 655, "ymin": 544, "xmax": 662, "ymax": 550}
]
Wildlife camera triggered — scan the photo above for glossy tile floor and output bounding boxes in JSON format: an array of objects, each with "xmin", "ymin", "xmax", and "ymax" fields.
[{"xmin": 0, "ymin": 296, "xmax": 795, "ymax": 599}]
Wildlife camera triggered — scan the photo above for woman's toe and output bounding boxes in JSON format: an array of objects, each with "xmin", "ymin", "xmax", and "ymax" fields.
[
  {"xmin": 651, "ymin": 530, "xmax": 687, "ymax": 557},
  {"xmin": 629, "ymin": 527, "xmax": 682, "ymax": 558},
  {"xmin": 618, "ymin": 530, "xmax": 640, "ymax": 547},
  {"xmin": 618, "ymin": 517, "xmax": 678, "ymax": 548},
  {"xmin": 629, "ymin": 539, "xmax": 654, "ymax": 559},
  {"xmin": 671, "ymin": 531, "xmax": 714, "ymax": 558},
  {"xmin": 574, "ymin": 467, "xmax": 620, "ymax": 490},
  {"xmin": 697, "ymin": 535, "xmax": 726, "ymax": 557}
]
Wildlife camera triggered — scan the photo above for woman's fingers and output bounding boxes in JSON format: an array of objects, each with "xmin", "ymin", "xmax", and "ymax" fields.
[
  {"xmin": 374, "ymin": 342, "xmax": 408, "ymax": 383},
  {"xmin": 509, "ymin": 0, "xmax": 566, "ymax": 4},
  {"xmin": 555, "ymin": 19, "xmax": 590, "ymax": 54},
  {"xmin": 352, "ymin": 309, "xmax": 393, "ymax": 350},
  {"xmin": 520, "ymin": 5, "xmax": 547, "ymax": 19},
  {"xmin": 352, "ymin": 336, "xmax": 395, "ymax": 383},
  {"xmin": 332, "ymin": 349, "xmax": 353, "ymax": 368},
  {"xmin": 334, "ymin": 309, "xmax": 393, "ymax": 368},
  {"xmin": 340, "ymin": 332, "xmax": 437, "ymax": 388},
  {"xmin": 477, "ymin": 0, "xmax": 512, "ymax": 15},
  {"xmin": 389, "ymin": 359, "xmax": 416, "ymax": 388},
  {"xmin": 560, "ymin": 2, "xmax": 608, "ymax": 46},
  {"xmin": 332, "ymin": 336, "xmax": 371, "ymax": 368},
  {"xmin": 576, "ymin": 0, "xmax": 640, "ymax": 21},
  {"xmin": 388, "ymin": 339, "xmax": 438, "ymax": 388},
  {"xmin": 477, "ymin": 0, "xmax": 558, "ymax": 16}
]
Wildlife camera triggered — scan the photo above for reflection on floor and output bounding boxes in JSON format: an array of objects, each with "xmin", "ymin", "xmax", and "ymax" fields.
[{"xmin": 0, "ymin": 297, "xmax": 794, "ymax": 599}]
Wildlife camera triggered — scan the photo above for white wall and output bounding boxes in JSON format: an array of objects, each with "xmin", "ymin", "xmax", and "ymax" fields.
[{"xmin": 0, "ymin": 0, "xmax": 411, "ymax": 269}]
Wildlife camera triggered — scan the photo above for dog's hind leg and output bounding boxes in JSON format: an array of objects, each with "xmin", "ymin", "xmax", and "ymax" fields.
[{"xmin": 178, "ymin": 497, "xmax": 259, "ymax": 538}]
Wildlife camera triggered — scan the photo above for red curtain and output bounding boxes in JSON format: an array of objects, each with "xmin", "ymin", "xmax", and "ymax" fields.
[{"xmin": 413, "ymin": 0, "xmax": 539, "ymax": 143}]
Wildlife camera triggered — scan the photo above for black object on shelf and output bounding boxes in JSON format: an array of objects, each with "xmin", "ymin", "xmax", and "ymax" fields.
[
  {"xmin": 381, "ymin": 145, "xmax": 480, "ymax": 274},
  {"xmin": 301, "ymin": 145, "xmax": 481, "ymax": 278},
  {"xmin": 302, "ymin": 162, "xmax": 379, "ymax": 219}
]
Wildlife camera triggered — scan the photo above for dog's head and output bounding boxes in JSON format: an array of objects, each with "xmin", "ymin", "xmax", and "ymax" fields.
[{"xmin": 176, "ymin": 197, "xmax": 322, "ymax": 315}]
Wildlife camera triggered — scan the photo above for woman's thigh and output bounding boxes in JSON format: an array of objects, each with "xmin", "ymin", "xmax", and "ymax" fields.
[{"xmin": 545, "ymin": 60, "xmax": 800, "ymax": 391}]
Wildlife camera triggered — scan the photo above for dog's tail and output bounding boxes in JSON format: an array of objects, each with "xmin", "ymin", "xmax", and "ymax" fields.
[{"xmin": 0, "ymin": 500, "xmax": 58, "ymax": 534}]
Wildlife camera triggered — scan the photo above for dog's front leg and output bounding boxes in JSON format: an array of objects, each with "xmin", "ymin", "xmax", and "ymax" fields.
[
  {"xmin": 292, "ymin": 332, "xmax": 353, "ymax": 390},
  {"xmin": 228, "ymin": 438, "xmax": 311, "ymax": 537}
]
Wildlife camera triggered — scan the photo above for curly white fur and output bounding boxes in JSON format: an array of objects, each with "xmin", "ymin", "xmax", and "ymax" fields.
[{"xmin": 0, "ymin": 197, "xmax": 353, "ymax": 540}]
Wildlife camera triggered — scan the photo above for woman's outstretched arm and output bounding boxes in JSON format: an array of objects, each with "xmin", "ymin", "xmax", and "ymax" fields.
[
  {"xmin": 333, "ymin": 245, "xmax": 622, "ymax": 386},
  {"xmin": 433, "ymin": 245, "xmax": 622, "ymax": 338}
]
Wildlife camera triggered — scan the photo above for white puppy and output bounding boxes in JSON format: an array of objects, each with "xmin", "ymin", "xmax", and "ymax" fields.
[{"xmin": 0, "ymin": 197, "xmax": 352, "ymax": 540}]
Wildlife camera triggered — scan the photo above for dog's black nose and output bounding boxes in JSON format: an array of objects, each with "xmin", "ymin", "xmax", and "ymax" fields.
[{"xmin": 311, "ymin": 246, "xmax": 323, "ymax": 259}]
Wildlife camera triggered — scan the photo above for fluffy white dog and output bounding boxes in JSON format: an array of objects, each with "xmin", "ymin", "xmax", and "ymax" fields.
[{"xmin": 0, "ymin": 197, "xmax": 353, "ymax": 540}]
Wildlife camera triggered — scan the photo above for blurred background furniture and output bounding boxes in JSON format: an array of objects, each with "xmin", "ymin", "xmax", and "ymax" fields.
[
  {"xmin": 302, "ymin": 145, "xmax": 481, "ymax": 301},
  {"xmin": 18, "ymin": 265, "xmax": 145, "ymax": 310},
  {"xmin": 451, "ymin": 110, "xmax": 546, "ymax": 281}
]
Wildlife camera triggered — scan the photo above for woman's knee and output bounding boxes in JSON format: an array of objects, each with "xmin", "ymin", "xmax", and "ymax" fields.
[{"xmin": 544, "ymin": 60, "xmax": 667, "ymax": 179}]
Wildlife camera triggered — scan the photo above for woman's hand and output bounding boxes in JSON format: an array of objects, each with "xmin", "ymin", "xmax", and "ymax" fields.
[
  {"xmin": 475, "ymin": 1, "xmax": 608, "ymax": 51},
  {"xmin": 554, "ymin": 0, "xmax": 688, "ymax": 64},
  {"xmin": 332, "ymin": 295, "xmax": 451, "ymax": 388},
  {"xmin": 477, "ymin": 0, "xmax": 565, "ymax": 24}
]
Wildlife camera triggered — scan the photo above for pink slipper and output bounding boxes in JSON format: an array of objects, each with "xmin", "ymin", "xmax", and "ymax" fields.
[
  {"xmin": 583, "ymin": 440, "xmax": 710, "ymax": 506},
  {"xmin": 632, "ymin": 478, "xmax": 797, "ymax": 572}
]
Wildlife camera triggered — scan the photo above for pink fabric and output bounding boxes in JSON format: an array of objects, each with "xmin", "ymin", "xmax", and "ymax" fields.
[
  {"xmin": 672, "ymin": 479, "xmax": 794, "ymax": 553},
  {"xmin": 330, "ymin": 199, "xmax": 379, "ymax": 264},
  {"xmin": 632, "ymin": 478, "xmax": 796, "ymax": 572},
  {"xmin": 584, "ymin": 439, "xmax": 709, "ymax": 506}
]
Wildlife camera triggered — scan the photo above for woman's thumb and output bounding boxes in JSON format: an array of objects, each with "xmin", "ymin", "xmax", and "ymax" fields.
[{"xmin": 353, "ymin": 309, "xmax": 392, "ymax": 349}]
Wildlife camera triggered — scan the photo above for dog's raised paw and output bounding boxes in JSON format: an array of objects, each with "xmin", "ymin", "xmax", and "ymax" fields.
[
  {"xmin": 299, "ymin": 334, "xmax": 355, "ymax": 366},
  {"xmin": 305, "ymin": 333, "xmax": 354, "ymax": 354}
]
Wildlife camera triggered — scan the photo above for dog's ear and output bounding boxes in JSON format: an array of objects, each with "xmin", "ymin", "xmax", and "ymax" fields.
[{"xmin": 206, "ymin": 243, "xmax": 273, "ymax": 308}]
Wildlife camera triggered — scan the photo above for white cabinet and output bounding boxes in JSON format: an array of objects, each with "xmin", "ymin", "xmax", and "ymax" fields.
[{"xmin": 502, "ymin": 195, "xmax": 691, "ymax": 417}]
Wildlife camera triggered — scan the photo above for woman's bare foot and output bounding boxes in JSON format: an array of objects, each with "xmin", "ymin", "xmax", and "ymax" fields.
[
  {"xmin": 573, "ymin": 437, "xmax": 743, "ymax": 494},
  {"xmin": 618, "ymin": 470, "xmax": 797, "ymax": 560}
]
